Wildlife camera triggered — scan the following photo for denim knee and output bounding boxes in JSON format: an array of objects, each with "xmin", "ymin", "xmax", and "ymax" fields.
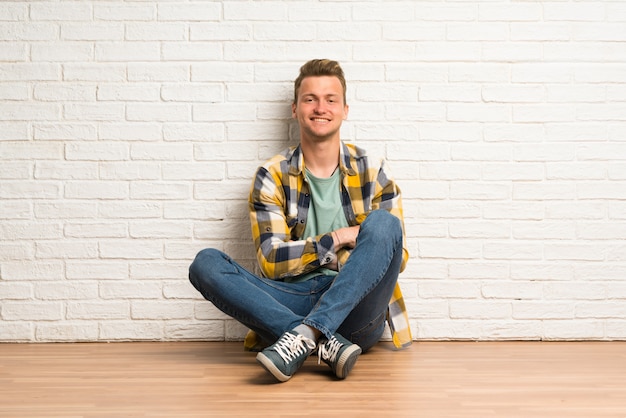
[
  {"xmin": 362, "ymin": 210, "xmax": 402, "ymax": 242},
  {"xmin": 188, "ymin": 248, "xmax": 225, "ymax": 291}
]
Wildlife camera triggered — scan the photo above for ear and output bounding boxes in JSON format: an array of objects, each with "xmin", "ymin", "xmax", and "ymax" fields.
[
  {"xmin": 291, "ymin": 102, "xmax": 297, "ymax": 119},
  {"xmin": 343, "ymin": 104, "xmax": 349, "ymax": 120}
]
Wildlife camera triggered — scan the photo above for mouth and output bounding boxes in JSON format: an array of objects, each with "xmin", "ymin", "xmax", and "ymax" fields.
[{"xmin": 311, "ymin": 117, "xmax": 330, "ymax": 123}]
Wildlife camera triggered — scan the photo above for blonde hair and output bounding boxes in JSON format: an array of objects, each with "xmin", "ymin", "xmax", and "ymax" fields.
[{"xmin": 293, "ymin": 59, "xmax": 347, "ymax": 104}]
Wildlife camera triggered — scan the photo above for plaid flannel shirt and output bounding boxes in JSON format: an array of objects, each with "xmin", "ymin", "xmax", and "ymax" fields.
[{"xmin": 247, "ymin": 141, "xmax": 412, "ymax": 349}]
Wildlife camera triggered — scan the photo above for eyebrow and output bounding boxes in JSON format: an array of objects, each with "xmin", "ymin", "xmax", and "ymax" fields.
[{"xmin": 301, "ymin": 93, "xmax": 340, "ymax": 99}]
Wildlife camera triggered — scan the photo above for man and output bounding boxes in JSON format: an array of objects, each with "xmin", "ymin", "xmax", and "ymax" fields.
[{"xmin": 189, "ymin": 59, "xmax": 411, "ymax": 383}]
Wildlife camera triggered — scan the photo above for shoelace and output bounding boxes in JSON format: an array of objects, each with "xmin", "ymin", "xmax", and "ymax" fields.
[
  {"xmin": 273, "ymin": 333, "xmax": 316, "ymax": 363},
  {"xmin": 317, "ymin": 336, "xmax": 342, "ymax": 364}
]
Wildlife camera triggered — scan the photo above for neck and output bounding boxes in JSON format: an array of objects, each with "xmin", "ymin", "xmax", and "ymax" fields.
[{"xmin": 301, "ymin": 137, "xmax": 340, "ymax": 178}]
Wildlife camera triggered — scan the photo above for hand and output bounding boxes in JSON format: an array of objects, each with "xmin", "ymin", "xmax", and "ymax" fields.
[{"xmin": 332, "ymin": 225, "xmax": 360, "ymax": 250}]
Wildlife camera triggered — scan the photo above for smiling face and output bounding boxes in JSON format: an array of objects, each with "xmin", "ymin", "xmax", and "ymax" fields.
[{"xmin": 292, "ymin": 75, "xmax": 349, "ymax": 144}]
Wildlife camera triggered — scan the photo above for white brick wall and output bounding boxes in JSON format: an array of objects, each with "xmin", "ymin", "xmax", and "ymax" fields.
[{"xmin": 1, "ymin": 0, "xmax": 625, "ymax": 342}]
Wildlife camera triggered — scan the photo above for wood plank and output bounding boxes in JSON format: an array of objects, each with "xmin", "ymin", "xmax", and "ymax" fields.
[{"xmin": 1, "ymin": 341, "xmax": 625, "ymax": 417}]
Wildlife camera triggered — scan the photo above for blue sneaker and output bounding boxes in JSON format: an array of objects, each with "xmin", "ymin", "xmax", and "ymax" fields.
[
  {"xmin": 317, "ymin": 333, "xmax": 362, "ymax": 379},
  {"xmin": 256, "ymin": 330, "xmax": 316, "ymax": 382}
]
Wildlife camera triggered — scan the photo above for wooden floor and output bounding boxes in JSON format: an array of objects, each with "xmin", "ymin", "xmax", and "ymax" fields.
[{"xmin": 1, "ymin": 341, "xmax": 625, "ymax": 417}]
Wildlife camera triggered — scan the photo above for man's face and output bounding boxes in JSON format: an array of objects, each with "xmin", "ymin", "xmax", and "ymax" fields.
[{"xmin": 292, "ymin": 76, "xmax": 349, "ymax": 143}]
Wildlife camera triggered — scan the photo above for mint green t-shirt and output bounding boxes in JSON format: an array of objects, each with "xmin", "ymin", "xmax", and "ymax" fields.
[{"xmin": 287, "ymin": 167, "xmax": 349, "ymax": 283}]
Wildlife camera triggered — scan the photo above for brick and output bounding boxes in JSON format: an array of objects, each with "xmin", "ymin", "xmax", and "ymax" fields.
[
  {"xmin": 0, "ymin": 161, "xmax": 30, "ymax": 179},
  {"xmin": 36, "ymin": 241, "xmax": 98, "ymax": 260},
  {"xmin": 30, "ymin": 3, "xmax": 92, "ymax": 21},
  {"xmin": 63, "ymin": 64, "xmax": 126, "ymax": 81},
  {"xmin": 34, "ymin": 201, "xmax": 97, "ymax": 219},
  {"xmin": 418, "ymin": 280, "xmax": 481, "ymax": 299},
  {"xmin": 31, "ymin": 43, "xmax": 93, "ymax": 62},
  {"xmin": 61, "ymin": 24, "xmax": 124, "ymax": 41},
  {"xmin": 447, "ymin": 23, "xmax": 508, "ymax": 41},
  {"xmin": 64, "ymin": 103, "xmax": 124, "ymax": 121},
  {"xmin": 98, "ymin": 202, "xmax": 162, "ymax": 220},
  {"xmin": 1, "ymin": 222, "xmax": 62, "ymax": 240},
  {"xmin": 165, "ymin": 321, "xmax": 224, "ymax": 340},
  {"xmin": 130, "ymin": 143, "xmax": 192, "ymax": 161},
  {"xmin": 419, "ymin": 240, "xmax": 482, "ymax": 259},
  {"xmin": 162, "ymin": 162, "xmax": 224, "ymax": 181},
  {"xmin": 35, "ymin": 281, "xmax": 98, "ymax": 300},
  {"xmin": 543, "ymin": 319, "xmax": 605, "ymax": 341},
  {"xmin": 512, "ymin": 221, "xmax": 576, "ymax": 240},
  {"xmin": 128, "ymin": 63, "xmax": 189, "ymax": 82},
  {"xmin": 224, "ymin": 2, "xmax": 287, "ymax": 21},
  {"xmin": 449, "ymin": 221, "xmax": 511, "ymax": 238},
  {"xmin": 99, "ymin": 321, "xmax": 164, "ymax": 341},
  {"xmin": 190, "ymin": 23, "xmax": 251, "ymax": 41},
  {"xmin": 64, "ymin": 181, "xmax": 129, "ymax": 199},
  {"xmin": 483, "ymin": 242, "xmax": 543, "ymax": 260},
  {"xmin": 34, "ymin": 123, "xmax": 97, "ymax": 140},
  {"xmin": 36, "ymin": 323, "xmax": 99, "ymax": 342},
  {"xmin": 126, "ymin": 103, "xmax": 190, "ymax": 122},
  {"xmin": 131, "ymin": 301, "xmax": 194, "ymax": 320},
  {"xmin": 0, "ymin": 84, "xmax": 28, "ymax": 100},
  {"xmin": 63, "ymin": 222, "xmax": 127, "ymax": 239},
  {"xmin": 98, "ymin": 123, "xmax": 162, "ymax": 140},
  {"xmin": 2, "ymin": 302, "xmax": 63, "ymax": 321},
  {"xmin": 511, "ymin": 23, "xmax": 570, "ymax": 41},
  {"xmin": 0, "ymin": 3, "xmax": 27, "ymax": 21},
  {"xmin": 479, "ymin": 4, "xmax": 541, "ymax": 21},
  {"xmin": 129, "ymin": 222, "xmax": 192, "ymax": 239},
  {"xmin": 450, "ymin": 182, "xmax": 511, "ymax": 200},
  {"xmin": 99, "ymin": 162, "xmax": 160, "ymax": 180},
  {"xmin": 192, "ymin": 103, "xmax": 256, "ymax": 122},
  {"xmin": 99, "ymin": 240, "xmax": 163, "ymax": 260},
  {"xmin": 130, "ymin": 261, "xmax": 189, "ymax": 280},
  {"xmin": 125, "ymin": 23, "xmax": 186, "ymax": 41},
  {"xmin": 0, "ymin": 103, "xmax": 60, "ymax": 121},
  {"xmin": 67, "ymin": 301, "xmax": 130, "ymax": 320},
  {"xmin": 100, "ymin": 281, "xmax": 163, "ymax": 300},
  {"xmin": 157, "ymin": 3, "xmax": 220, "ymax": 21},
  {"xmin": 0, "ymin": 199, "xmax": 31, "ymax": 218},
  {"xmin": 0, "ymin": 282, "xmax": 32, "ymax": 299},
  {"xmin": 95, "ymin": 43, "xmax": 160, "ymax": 62},
  {"xmin": 0, "ymin": 23, "xmax": 58, "ymax": 41},
  {"xmin": 481, "ymin": 281, "xmax": 542, "ymax": 300},
  {"xmin": 450, "ymin": 301, "xmax": 512, "ymax": 319},
  {"xmin": 161, "ymin": 42, "xmax": 222, "ymax": 61},
  {"xmin": 165, "ymin": 123, "xmax": 225, "ymax": 141},
  {"xmin": 513, "ymin": 302, "xmax": 573, "ymax": 320},
  {"xmin": 93, "ymin": 4, "xmax": 155, "ymax": 21},
  {"xmin": 0, "ymin": 241, "xmax": 33, "ymax": 260},
  {"xmin": 0, "ymin": 323, "xmax": 33, "ymax": 342},
  {"xmin": 318, "ymin": 23, "xmax": 381, "ymax": 42},
  {"xmin": 65, "ymin": 142, "xmax": 129, "ymax": 161},
  {"xmin": 65, "ymin": 261, "xmax": 128, "ymax": 281},
  {"xmin": 34, "ymin": 161, "xmax": 97, "ymax": 180},
  {"xmin": 545, "ymin": 243, "xmax": 605, "ymax": 261}
]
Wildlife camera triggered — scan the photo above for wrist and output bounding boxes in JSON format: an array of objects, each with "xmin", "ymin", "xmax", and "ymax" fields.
[{"xmin": 332, "ymin": 230, "xmax": 341, "ymax": 249}]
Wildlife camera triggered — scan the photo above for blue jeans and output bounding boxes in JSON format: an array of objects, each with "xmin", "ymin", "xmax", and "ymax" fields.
[{"xmin": 188, "ymin": 210, "xmax": 403, "ymax": 353}]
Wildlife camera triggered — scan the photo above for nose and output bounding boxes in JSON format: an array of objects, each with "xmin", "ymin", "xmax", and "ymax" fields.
[{"xmin": 314, "ymin": 101, "xmax": 326, "ymax": 114}]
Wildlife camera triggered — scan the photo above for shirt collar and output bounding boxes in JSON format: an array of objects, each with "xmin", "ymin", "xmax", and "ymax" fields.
[{"xmin": 288, "ymin": 141, "xmax": 357, "ymax": 177}]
